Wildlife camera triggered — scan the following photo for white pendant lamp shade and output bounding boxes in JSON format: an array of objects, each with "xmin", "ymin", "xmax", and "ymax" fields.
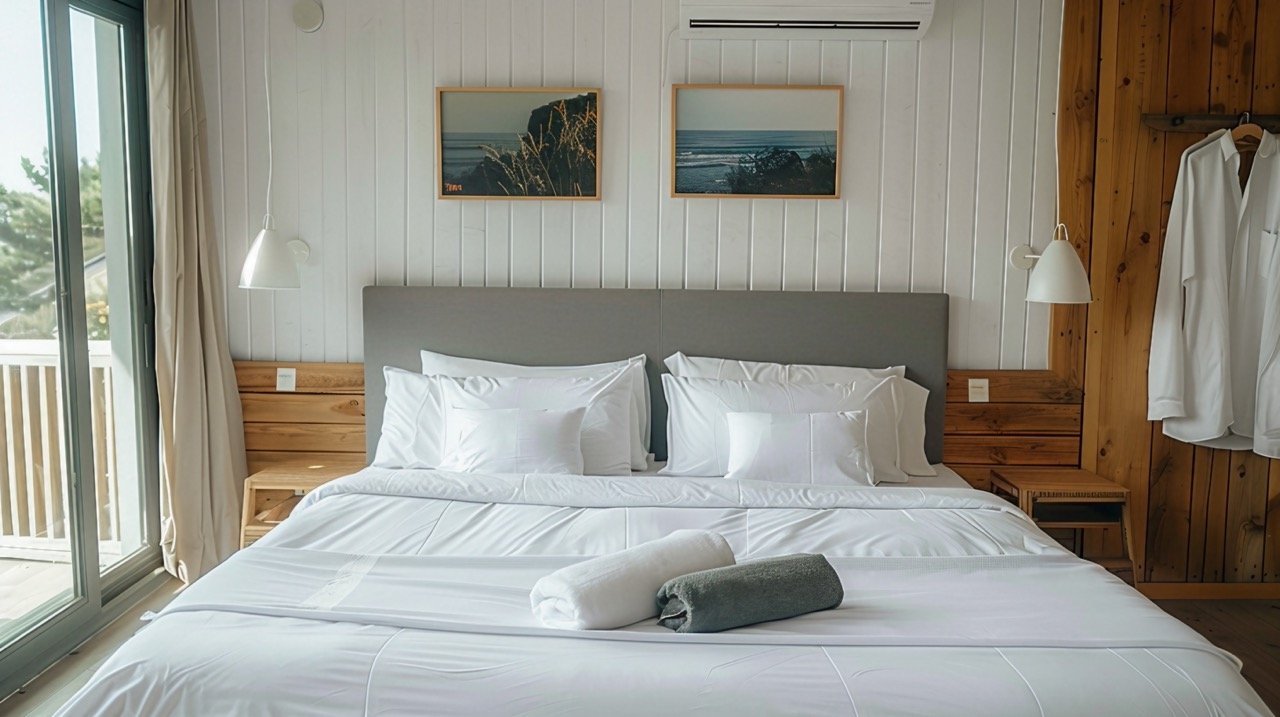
[
  {"xmin": 1026, "ymin": 235, "xmax": 1091, "ymax": 304},
  {"xmin": 239, "ymin": 220, "xmax": 309, "ymax": 289},
  {"xmin": 1009, "ymin": 224, "xmax": 1092, "ymax": 304}
]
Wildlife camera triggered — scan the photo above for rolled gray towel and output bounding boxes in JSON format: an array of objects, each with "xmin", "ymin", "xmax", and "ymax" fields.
[{"xmin": 655, "ymin": 553, "xmax": 844, "ymax": 633}]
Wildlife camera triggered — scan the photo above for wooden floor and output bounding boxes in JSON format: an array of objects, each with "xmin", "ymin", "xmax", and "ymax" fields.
[
  {"xmin": 1157, "ymin": 600, "xmax": 1280, "ymax": 713},
  {"xmin": 2, "ymin": 593, "xmax": 1276, "ymax": 715}
]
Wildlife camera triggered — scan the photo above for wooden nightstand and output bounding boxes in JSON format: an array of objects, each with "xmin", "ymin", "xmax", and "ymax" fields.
[
  {"xmin": 240, "ymin": 460, "xmax": 365, "ymax": 548},
  {"xmin": 989, "ymin": 467, "xmax": 1135, "ymax": 576}
]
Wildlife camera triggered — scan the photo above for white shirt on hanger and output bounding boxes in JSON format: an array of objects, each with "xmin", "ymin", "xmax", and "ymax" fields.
[{"xmin": 1148, "ymin": 129, "xmax": 1280, "ymax": 458}]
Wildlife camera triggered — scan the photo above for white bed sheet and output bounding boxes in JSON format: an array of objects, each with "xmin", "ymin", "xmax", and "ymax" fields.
[{"xmin": 56, "ymin": 468, "xmax": 1270, "ymax": 717}]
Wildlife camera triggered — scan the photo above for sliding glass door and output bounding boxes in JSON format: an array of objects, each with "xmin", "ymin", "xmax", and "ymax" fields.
[{"xmin": 0, "ymin": 0, "xmax": 157, "ymax": 697}]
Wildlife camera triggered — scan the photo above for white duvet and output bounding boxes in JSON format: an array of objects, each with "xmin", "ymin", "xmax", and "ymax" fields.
[{"xmin": 56, "ymin": 468, "xmax": 1271, "ymax": 716}]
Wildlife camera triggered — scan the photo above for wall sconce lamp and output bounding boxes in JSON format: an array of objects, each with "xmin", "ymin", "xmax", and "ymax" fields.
[{"xmin": 1009, "ymin": 223, "xmax": 1092, "ymax": 304}]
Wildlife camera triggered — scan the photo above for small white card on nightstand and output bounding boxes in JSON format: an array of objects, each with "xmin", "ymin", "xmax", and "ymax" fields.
[
  {"xmin": 967, "ymin": 378, "xmax": 990, "ymax": 403},
  {"xmin": 276, "ymin": 367, "xmax": 297, "ymax": 392}
]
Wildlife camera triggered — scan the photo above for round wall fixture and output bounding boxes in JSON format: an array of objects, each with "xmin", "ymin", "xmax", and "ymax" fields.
[{"xmin": 292, "ymin": 0, "xmax": 324, "ymax": 32}]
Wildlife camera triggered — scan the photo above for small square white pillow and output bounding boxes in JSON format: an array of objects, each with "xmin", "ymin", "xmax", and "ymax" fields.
[
  {"xmin": 661, "ymin": 375, "xmax": 906, "ymax": 481},
  {"xmin": 373, "ymin": 367, "xmax": 633, "ymax": 474},
  {"xmin": 726, "ymin": 411, "xmax": 887, "ymax": 485},
  {"xmin": 438, "ymin": 407, "xmax": 585, "ymax": 475},
  {"xmin": 664, "ymin": 352, "xmax": 934, "ymax": 476},
  {"xmin": 438, "ymin": 372, "xmax": 634, "ymax": 475},
  {"xmin": 421, "ymin": 349, "xmax": 650, "ymax": 469}
]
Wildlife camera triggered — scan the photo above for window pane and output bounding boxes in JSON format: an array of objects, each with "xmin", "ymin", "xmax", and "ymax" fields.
[
  {"xmin": 69, "ymin": 8, "xmax": 147, "ymax": 572},
  {"xmin": 0, "ymin": 0, "xmax": 76, "ymax": 640}
]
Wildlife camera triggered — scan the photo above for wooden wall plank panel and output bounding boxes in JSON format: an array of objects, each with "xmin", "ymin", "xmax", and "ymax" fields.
[
  {"xmin": 998, "ymin": 0, "xmax": 1043, "ymax": 369},
  {"xmin": 459, "ymin": 0, "xmax": 488, "ymax": 288},
  {"xmin": 268, "ymin": 0, "xmax": 301, "ymax": 360},
  {"xmin": 571, "ymin": 0, "xmax": 605, "ymax": 289},
  {"xmin": 235, "ymin": 362, "xmax": 364, "ymax": 393},
  {"xmin": 1225, "ymin": 451, "xmax": 1269, "ymax": 582},
  {"xmin": 1203, "ymin": 449, "xmax": 1231, "ymax": 582},
  {"xmin": 243, "ymin": 0, "xmax": 276, "ymax": 357},
  {"xmin": 1187, "ymin": 445, "xmax": 1214, "ymax": 582},
  {"xmin": 1022, "ymin": 0, "xmax": 1062, "ymax": 371},
  {"xmin": 941, "ymin": 0, "xmax": 982, "ymax": 365},
  {"xmin": 1209, "ymin": 0, "xmax": 1256, "ymax": 114},
  {"xmin": 244, "ymin": 424, "xmax": 366, "ymax": 453},
  {"xmin": 782, "ymin": 40, "xmax": 820, "ymax": 293},
  {"xmin": 877, "ymin": 40, "xmax": 919, "ymax": 293},
  {"xmin": 626, "ymin": 0, "xmax": 659, "ymax": 289},
  {"xmin": 944, "ymin": 403, "xmax": 1081, "ymax": 435},
  {"xmin": 376, "ymin": 0, "xmax": 409, "ymax": 291},
  {"xmin": 967, "ymin": 0, "xmax": 1016, "ymax": 370},
  {"xmin": 842, "ymin": 42, "xmax": 885, "ymax": 292},
  {"xmin": 218, "ymin": 0, "xmax": 251, "ymax": 358},
  {"xmin": 815, "ymin": 41, "xmax": 851, "ymax": 292},
  {"xmin": 241, "ymin": 394, "xmax": 365, "ymax": 425},
  {"xmin": 909, "ymin": 0, "xmax": 952, "ymax": 294},
  {"xmin": 247, "ymin": 451, "xmax": 361, "ymax": 474},
  {"xmin": 943, "ymin": 436, "xmax": 1080, "ymax": 466},
  {"xmin": 296, "ymin": 6, "xmax": 326, "ymax": 359},
  {"xmin": 1266, "ymin": 459, "xmax": 1280, "ymax": 581},
  {"xmin": 432, "ymin": 0, "xmax": 463, "ymax": 286},
  {"xmin": 404, "ymin": 0, "xmax": 436, "ymax": 286},
  {"xmin": 946, "ymin": 370, "xmax": 1083, "ymax": 403},
  {"xmin": 600, "ymin": 0, "xmax": 631, "ymax": 288},
  {"xmin": 1146, "ymin": 431, "xmax": 1193, "ymax": 581},
  {"xmin": 343, "ymin": 0, "xmax": 379, "ymax": 353},
  {"xmin": 1049, "ymin": 0, "xmax": 1100, "ymax": 385}
]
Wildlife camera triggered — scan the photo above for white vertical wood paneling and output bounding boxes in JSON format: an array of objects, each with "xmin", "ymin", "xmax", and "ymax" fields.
[{"xmin": 197, "ymin": 0, "xmax": 1061, "ymax": 369}]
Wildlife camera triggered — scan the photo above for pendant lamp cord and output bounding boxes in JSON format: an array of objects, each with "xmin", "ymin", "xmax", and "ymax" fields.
[{"xmin": 262, "ymin": 6, "xmax": 274, "ymax": 230}]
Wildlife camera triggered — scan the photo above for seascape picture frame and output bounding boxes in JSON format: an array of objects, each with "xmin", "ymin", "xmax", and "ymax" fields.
[
  {"xmin": 671, "ymin": 84, "xmax": 843, "ymax": 199},
  {"xmin": 436, "ymin": 87, "xmax": 602, "ymax": 200}
]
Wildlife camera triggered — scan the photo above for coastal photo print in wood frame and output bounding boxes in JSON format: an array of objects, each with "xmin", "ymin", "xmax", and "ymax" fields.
[
  {"xmin": 436, "ymin": 87, "xmax": 601, "ymax": 199},
  {"xmin": 672, "ymin": 84, "xmax": 842, "ymax": 199}
]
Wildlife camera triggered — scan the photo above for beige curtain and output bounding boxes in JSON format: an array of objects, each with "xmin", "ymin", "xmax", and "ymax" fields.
[{"xmin": 146, "ymin": 0, "xmax": 247, "ymax": 582}]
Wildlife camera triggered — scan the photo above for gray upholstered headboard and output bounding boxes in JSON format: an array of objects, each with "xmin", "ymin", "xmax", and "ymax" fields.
[{"xmin": 363, "ymin": 287, "xmax": 949, "ymax": 463}]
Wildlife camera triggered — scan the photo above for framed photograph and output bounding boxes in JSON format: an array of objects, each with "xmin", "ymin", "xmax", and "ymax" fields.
[
  {"xmin": 436, "ymin": 87, "xmax": 601, "ymax": 200},
  {"xmin": 671, "ymin": 84, "xmax": 843, "ymax": 199}
]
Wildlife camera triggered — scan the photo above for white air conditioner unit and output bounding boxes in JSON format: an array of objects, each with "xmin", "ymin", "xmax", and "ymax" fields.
[{"xmin": 679, "ymin": 0, "xmax": 935, "ymax": 41}]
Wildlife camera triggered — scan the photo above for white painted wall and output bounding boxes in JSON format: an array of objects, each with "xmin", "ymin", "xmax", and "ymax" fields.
[{"xmin": 191, "ymin": 0, "xmax": 1062, "ymax": 369}]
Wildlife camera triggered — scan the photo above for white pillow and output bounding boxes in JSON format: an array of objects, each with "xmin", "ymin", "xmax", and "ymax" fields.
[
  {"xmin": 438, "ymin": 407, "xmax": 585, "ymax": 475},
  {"xmin": 664, "ymin": 352, "xmax": 934, "ymax": 477},
  {"xmin": 421, "ymin": 349, "xmax": 650, "ymax": 469},
  {"xmin": 438, "ymin": 372, "xmax": 634, "ymax": 476},
  {"xmin": 661, "ymin": 375, "xmax": 906, "ymax": 481},
  {"xmin": 726, "ymin": 411, "xmax": 888, "ymax": 485},
  {"xmin": 664, "ymin": 351, "xmax": 904, "ymax": 383},
  {"xmin": 373, "ymin": 367, "xmax": 445, "ymax": 470}
]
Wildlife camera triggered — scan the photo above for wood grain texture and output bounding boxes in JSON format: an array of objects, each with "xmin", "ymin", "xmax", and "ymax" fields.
[
  {"xmin": 945, "ymin": 371, "xmax": 1083, "ymax": 403},
  {"xmin": 943, "ymin": 436, "xmax": 1081, "ymax": 466},
  {"xmin": 234, "ymin": 362, "xmax": 365, "ymax": 393},
  {"xmin": 240, "ymin": 394, "xmax": 365, "ymax": 425},
  {"xmin": 243, "ymin": 423, "xmax": 366, "ymax": 453},
  {"xmin": 1049, "ymin": 0, "xmax": 1100, "ymax": 385},
  {"xmin": 944, "ymin": 403, "xmax": 1081, "ymax": 435},
  {"xmin": 1073, "ymin": 0, "xmax": 1280, "ymax": 586}
]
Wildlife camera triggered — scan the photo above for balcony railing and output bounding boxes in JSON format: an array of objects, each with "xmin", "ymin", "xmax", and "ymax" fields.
[{"xmin": 0, "ymin": 340, "xmax": 121, "ymax": 555}]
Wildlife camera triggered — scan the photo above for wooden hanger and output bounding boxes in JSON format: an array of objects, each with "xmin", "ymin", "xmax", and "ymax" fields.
[{"xmin": 1231, "ymin": 111, "xmax": 1264, "ymax": 149}]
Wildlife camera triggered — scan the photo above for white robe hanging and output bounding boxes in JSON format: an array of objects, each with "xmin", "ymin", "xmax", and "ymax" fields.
[{"xmin": 1148, "ymin": 129, "xmax": 1280, "ymax": 458}]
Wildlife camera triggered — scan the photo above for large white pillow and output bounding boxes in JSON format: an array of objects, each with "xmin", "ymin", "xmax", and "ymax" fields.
[
  {"xmin": 664, "ymin": 352, "xmax": 934, "ymax": 477},
  {"xmin": 725, "ymin": 411, "xmax": 889, "ymax": 486},
  {"xmin": 664, "ymin": 351, "xmax": 904, "ymax": 383},
  {"xmin": 438, "ymin": 372, "xmax": 634, "ymax": 476},
  {"xmin": 374, "ymin": 367, "xmax": 446, "ymax": 470},
  {"xmin": 438, "ymin": 407, "xmax": 585, "ymax": 475},
  {"xmin": 421, "ymin": 349, "xmax": 649, "ymax": 469},
  {"xmin": 661, "ymin": 375, "xmax": 906, "ymax": 481}
]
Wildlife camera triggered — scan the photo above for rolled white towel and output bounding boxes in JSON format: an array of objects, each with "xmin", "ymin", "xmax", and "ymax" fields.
[{"xmin": 530, "ymin": 529, "xmax": 736, "ymax": 630}]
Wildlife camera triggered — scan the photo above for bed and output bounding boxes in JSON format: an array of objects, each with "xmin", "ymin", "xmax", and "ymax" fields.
[{"xmin": 55, "ymin": 288, "xmax": 1271, "ymax": 716}]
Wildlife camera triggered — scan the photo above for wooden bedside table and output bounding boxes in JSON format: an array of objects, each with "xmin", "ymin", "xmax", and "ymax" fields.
[
  {"xmin": 989, "ymin": 467, "xmax": 1135, "ymax": 575},
  {"xmin": 240, "ymin": 460, "xmax": 365, "ymax": 548}
]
